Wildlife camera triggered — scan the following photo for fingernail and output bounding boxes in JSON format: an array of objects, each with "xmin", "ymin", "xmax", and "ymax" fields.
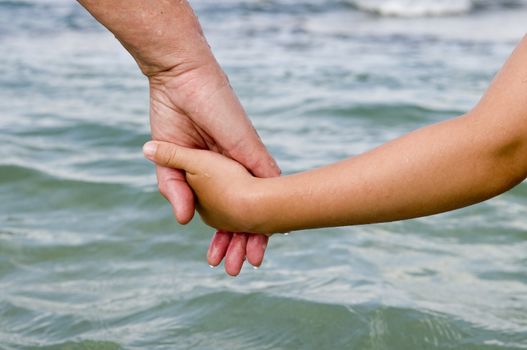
[
  {"xmin": 209, "ymin": 264, "xmax": 217, "ymax": 269},
  {"xmin": 143, "ymin": 142, "xmax": 157, "ymax": 160},
  {"xmin": 252, "ymin": 265, "xmax": 260, "ymax": 270}
]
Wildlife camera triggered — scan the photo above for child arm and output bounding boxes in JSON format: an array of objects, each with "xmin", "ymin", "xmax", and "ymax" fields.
[{"xmin": 144, "ymin": 35, "xmax": 527, "ymax": 234}]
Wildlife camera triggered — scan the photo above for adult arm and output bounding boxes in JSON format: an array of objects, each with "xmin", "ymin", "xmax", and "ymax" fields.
[
  {"xmin": 77, "ymin": 0, "xmax": 281, "ymax": 275},
  {"xmin": 144, "ymin": 35, "xmax": 527, "ymax": 234}
]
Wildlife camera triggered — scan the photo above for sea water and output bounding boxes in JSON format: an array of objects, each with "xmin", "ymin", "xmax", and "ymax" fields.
[{"xmin": 0, "ymin": 0, "xmax": 526, "ymax": 348}]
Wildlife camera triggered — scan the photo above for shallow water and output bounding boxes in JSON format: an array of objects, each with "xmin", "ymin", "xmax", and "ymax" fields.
[{"xmin": 1, "ymin": 0, "xmax": 526, "ymax": 349}]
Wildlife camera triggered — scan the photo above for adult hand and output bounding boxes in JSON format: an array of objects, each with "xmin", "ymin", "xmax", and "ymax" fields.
[
  {"xmin": 143, "ymin": 141, "xmax": 270, "ymax": 234},
  {"xmin": 77, "ymin": 0, "xmax": 279, "ymax": 276},
  {"xmin": 148, "ymin": 60, "xmax": 280, "ymax": 276}
]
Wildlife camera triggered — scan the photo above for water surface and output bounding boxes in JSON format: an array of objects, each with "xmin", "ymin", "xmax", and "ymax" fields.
[{"xmin": 1, "ymin": 0, "xmax": 526, "ymax": 348}]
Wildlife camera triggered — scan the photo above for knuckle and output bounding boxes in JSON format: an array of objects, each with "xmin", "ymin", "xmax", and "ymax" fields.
[{"xmin": 163, "ymin": 146, "xmax": 179, "ymax": 168}]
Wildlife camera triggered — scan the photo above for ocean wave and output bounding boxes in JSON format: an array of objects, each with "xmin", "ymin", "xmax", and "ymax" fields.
[
  {"xmin": 345, "ymin": 0, "xmax": 525, "ymax": 17},
  {"xmin": 0, "ymin": 0, "xmax": 33, "ymax": 8}
]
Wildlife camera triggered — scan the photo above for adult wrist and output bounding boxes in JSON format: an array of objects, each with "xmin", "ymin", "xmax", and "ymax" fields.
[
  {"xmin": 78, "ymin": 0, "xmax": 214, "ymax": 77},
  {"xmin": 134, "ymin": 40, "xmax": 215, "ymax": 77}
]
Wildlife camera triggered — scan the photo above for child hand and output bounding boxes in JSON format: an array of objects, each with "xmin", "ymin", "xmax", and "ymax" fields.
[{"xmin": 143, "ymin": 141, "xmax": 262, "ymax": 234}]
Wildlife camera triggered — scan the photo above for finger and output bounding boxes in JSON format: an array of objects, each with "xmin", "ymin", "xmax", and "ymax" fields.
[
  {"xmin": 207, "ymin": 230, "xmax": 232, "ymax": 267},
  {"xmin": 246, "ymin": 234, "xmax": 268, "ymax": 268},
  {"xmin": 228, "ymin": 136, "xmax": 281, "ymax": 179},
  {"xmin": 224, "ymin": 232, "xmax": 248, "ymax": 277},
  {"xmin": 143, "ymin": 141, "xmax": 204, "ymax": 174},
  {"xmin": 156, "ymin": 166, "xmax": 195, "ymax": 224},
  {"xmin": 192, "ymin": 83, "xmax": 281, "ymax": 178}
]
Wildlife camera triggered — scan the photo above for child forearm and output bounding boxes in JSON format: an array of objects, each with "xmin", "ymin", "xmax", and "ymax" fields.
[
  {"xmin": 249, "ymin": 36, "xmax": 527, "ymax": 233},
  {"xmin": 251, "ymin": 113, "xmax": 527, "ymax": 233}
]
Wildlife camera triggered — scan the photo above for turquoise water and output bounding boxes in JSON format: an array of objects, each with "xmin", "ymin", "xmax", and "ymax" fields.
[{"xmin": 1, "ymin": 0, "xmax": 526, "ymax": 349}]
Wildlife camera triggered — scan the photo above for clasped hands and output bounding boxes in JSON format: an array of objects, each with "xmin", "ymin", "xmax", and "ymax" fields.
[
  {"xmin": 75, "ymin": 0, "xmax": 280, "ymax": 277},
  {"xmin": 147, "ymin": 60, "xmax": 280, "ymax": 277}
]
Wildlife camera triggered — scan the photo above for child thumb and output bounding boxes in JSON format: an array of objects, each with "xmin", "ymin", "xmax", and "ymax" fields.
[{"xmin": 143, "ymin": 141, "xmax": 200, "ymax": 173}]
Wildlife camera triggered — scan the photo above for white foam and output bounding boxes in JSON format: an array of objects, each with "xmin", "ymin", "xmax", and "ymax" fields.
[{"xmin": 347, "ymin": 0, "xmax": 474, "ymax": 17}]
